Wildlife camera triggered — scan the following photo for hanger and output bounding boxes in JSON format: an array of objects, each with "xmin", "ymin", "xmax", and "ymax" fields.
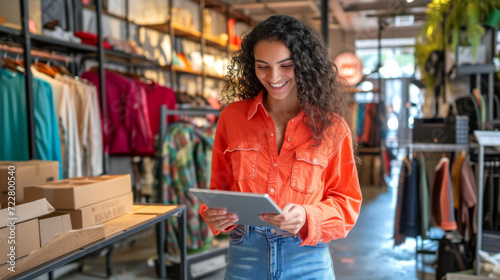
[
  {"xmin": 32, "ymin": 61, "xmax": 57, "ymax": 77},
  {"xmin": 51, "ymin": 64, "xmax": 73, "ymax": 77},
  {"xmin": 2, "ymin": 57, "xmax": 24, "ymax": 73}
]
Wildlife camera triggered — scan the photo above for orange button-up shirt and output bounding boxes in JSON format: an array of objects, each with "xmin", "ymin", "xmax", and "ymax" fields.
[{"xmin": 199, "ymin": 91, "xmax": 362, "ymax": 246}]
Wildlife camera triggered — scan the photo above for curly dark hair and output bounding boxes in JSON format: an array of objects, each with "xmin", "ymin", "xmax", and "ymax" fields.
[{"xmin": 223, "ymin": 15, "xmax": 355, "ymax": 147}]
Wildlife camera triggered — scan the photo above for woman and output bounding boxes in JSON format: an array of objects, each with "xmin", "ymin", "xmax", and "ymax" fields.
[{"xmin": 199, "ymin": 15, "xmax": 362, "ymax": 279}]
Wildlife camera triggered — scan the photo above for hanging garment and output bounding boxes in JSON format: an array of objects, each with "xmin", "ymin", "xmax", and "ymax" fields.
[
  {"xmin": 32, "ymin": 67, "xmax": 82, "ymax": 178},
  {"xmin": 57, "ymin": 75, "xmax": 103, "ymax": 176},
  {"xmin": 394, "ymin": 158, "xmax": 422, "ymax": 245},
  {"xmin": 419, "ymin": 156, "xmax": 432, "ymax": 239},
  {"xmin": 0, "ymin": 68, "xmax": 62, "ymax": 177},
  {"xmin": 394, "ymin": 157, "xmax": 410, "ymax": 246},
  {"xmin": 431, "ymin": 157, "xmax": 457, "ymax": 231},
  {"xmin": 457, "ymin": 158, "xmax": 477, "ymax": 240},
  {"xmin": 451, "ymin": 153, "xmax": 465, "ymax": 210},
  {"xmin": 484, "ymin": 165, "xmax": 495, "ymax": 231},
  {"xmin": 82, "ymin": 70, "xmax": 153, "ymax": 155},
  {"xmin": 141, "ymin": 81, "xmax": 178, "ymax": 157},
  {"xmin": 162, "ymin": 123, "xmax": 214, "ymax": 255}
]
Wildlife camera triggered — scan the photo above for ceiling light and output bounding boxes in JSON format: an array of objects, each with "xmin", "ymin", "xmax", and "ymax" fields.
[{"xmin": 407, "ymin": 0, "xmax": 414, "ymax": 2}]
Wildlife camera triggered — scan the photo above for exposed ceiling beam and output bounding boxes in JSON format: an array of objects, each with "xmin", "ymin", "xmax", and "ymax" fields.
[
  {"xmin": 343, "ymin": 0, "xmax": 429, "ymax": 13},
  {"xmin": 234, "ymin": 0, "xmax": 319, "ymax": 12},
  {"xmin": 330, "ymin": 0, "xmax": 353, "ymax": 32}
]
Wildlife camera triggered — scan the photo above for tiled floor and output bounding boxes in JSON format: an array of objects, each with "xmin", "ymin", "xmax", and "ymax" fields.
[{"xmin": 37, "ymin": 185, "xmax": 436, "ymax": 280}]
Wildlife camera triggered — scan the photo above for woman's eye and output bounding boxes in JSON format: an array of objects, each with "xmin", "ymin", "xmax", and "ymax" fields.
[
  {"xmin": 257, "ymin": 66, "xmax": 268, "ymax": 69},
  {"xmin": 282, "ymin": 64, "xmax": 294, "ymax": 68}
]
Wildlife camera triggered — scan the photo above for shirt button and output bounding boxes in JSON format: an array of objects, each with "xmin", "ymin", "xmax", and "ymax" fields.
[
  {"xmin": 313, "ymin": 158, "xmax": 317, "ymax": 163},
  {"xmin": 273, "ymin": 163, "xmax": 277, "ymax": 167},
  {"xmin": 291, "ymin": 119, "xmax": 294, "ymax": 122},
  {"xmin": 270, "ymin": 229, "xmax": 277, "ymax": 234},
  {"xmin": 320, "ymin": 239, "xmax": 324, "ymax": 242},
  {"xmin": 287, "ymin": 138, "xmax": 291, "ymax": 141},
  {"xmin": 270, "ymin": 188, "xmax": 274, "ymax": 193},
  {"xmin": 271, "ymin": 133, "xmax": 274, "ymax": 136}
]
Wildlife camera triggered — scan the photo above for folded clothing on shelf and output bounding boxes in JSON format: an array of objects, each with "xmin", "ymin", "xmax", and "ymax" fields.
[{"xmin": 74, "ymin": 31, "xmax": 112, "ymax": 49}]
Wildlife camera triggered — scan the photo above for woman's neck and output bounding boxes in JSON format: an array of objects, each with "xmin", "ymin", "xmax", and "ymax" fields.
[{"xmin": 263, "ymin": 92, "xmax": 301, "ymax": 117}]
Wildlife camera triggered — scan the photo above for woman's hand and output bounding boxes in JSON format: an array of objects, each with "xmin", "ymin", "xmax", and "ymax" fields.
[
  {"xmin": 259, "ymin": 203, "xmax": 307, "ymax": 234},
  {"xmin": 205, "ymin": 208, "xmax": 239, "ymax": 231}
]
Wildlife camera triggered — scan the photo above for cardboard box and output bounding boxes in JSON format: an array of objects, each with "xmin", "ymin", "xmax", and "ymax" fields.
[
  {"xmin": 38, "ymin": 212, "xmax": 72, "ymax": 246},
  {"xmin": 0, "ymin": 198, "xmax": 54, "ymax": 228},
  {"xmin": 0, "ymin": 225, "xmax": 105, "ymax": 279},
  {"xmin": 58, "ymin": 192, "xmax": 133, "ymax": 229},
  {"xmin": 0, "ymin": 219, "xmax": 41, "ymax": 264},
  {"xmin": 0, "ymin": 160, "xmax": 59, "ymax": 203},
  {"xmin": 24, "ymin": 174, "xmax": 131, "ymax": 209}
]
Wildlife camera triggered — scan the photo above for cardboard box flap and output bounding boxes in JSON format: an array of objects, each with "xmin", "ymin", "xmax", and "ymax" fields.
[
  {"xmin": 0, "ymin": 198, "xmax": 54, "ymax": 228},
  {"xmin": 0, "ymin": 225, "xmax": 105, "ymax": 279}
]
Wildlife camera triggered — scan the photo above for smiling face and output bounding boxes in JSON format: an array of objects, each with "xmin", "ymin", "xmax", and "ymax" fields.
[{"xmin": 254, "ymin": 40, "xmax": 299, "ymax": 110}]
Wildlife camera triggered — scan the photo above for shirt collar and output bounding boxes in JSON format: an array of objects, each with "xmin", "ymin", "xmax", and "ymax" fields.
[
  {"xmin": 246, "ymin": 90, "xmax": 305, "ymax": 121},
  {"xmin": 247, "ymin": 90, "xmax": 267, "ymax": 120}
]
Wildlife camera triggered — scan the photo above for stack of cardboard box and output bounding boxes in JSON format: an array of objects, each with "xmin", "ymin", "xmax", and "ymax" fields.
[
  {"xmin": 0, "ymin": 160, "xmax": 59, "ymax": 205},
  {"xmin": 0, "ymin": 199, "xmax": 58, "ymax": 265},
  {"xmin": 24, "ymin": 174, "xmax": 134, "ymax": 229}
]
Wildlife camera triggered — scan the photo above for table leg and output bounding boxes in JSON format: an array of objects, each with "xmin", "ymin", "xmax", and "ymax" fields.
[
  {"xmin": 156, "ymin": 220, "xmax": 166, "ymax": 279},
  {"xmin": 178, "ymin": 209, "xmax": 187, "ymax": 280}
]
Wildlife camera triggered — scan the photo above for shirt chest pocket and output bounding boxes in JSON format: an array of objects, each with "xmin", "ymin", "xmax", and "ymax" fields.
[
  {"xmin": 291, "ymin": 150, "xmax": 328, "ymax": 194},
  {"xmin": 224, "ymin": 141, "xmax": 261, "ymax": 180}
]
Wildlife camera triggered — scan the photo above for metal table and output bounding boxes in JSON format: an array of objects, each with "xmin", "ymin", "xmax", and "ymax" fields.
[{"xmin": 8, "ymin": 204, "xmax": 187, "ymax": 280}]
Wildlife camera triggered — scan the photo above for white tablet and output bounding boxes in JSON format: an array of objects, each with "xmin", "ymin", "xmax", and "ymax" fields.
[{"xmin": 190, "ymin": 188, "xmax": 283, "ymax": 227}]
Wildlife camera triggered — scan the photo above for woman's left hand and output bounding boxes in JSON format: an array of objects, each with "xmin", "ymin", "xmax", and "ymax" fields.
[{"xmin": 259, "ymin": 203, "xmax": 307, "ymax": 234}]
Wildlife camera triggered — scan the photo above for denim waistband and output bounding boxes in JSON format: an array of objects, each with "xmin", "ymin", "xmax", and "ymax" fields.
[{"xmin": 249, "ymin": 225, "xmax": 295, "ymax": 238}]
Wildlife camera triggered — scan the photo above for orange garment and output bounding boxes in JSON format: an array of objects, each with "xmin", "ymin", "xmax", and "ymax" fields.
[
  {"xmin": 199, "ymin": 90, "xmax": 362, "ymax": 246},
  {"xmin": 451, "ymin": 153, "xmax": 465, "ymax": 209}
]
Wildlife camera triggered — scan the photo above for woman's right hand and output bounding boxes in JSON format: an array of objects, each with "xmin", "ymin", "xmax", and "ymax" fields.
[{"xmin": 205, "ymin": 208, "xmax": 239, "ymax": 231}]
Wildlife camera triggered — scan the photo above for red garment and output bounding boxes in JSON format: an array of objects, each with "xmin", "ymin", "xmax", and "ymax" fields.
[
  {"xmin": 74, "ymin": 31, "xmax": 112, "ymax": 49},
  {"xmin": 199, "ymin": 90, "xmax": 362, "ymax": 246},
  {"xmin": 141, "ymin": 81, "xmax": 178, "ymax": 156},
  {"xmin": 81, "ymin": 71, "xmax": 153, "ymax": 155},
  {"xmin": 431, "ymin": 157, "xmax": 457, "ymax": 231}
]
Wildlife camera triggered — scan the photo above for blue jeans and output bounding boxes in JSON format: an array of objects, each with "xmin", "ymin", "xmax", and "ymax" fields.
[{"xmin": 224, "ymin": 225, "xmax": 335, "ymax": 280}]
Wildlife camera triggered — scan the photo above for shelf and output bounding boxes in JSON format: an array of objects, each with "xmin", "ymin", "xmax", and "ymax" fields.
[
  {"xmin": 104, "ymin": 49, "xmax": 164, "ymax": 67},
  {"xmin": 173, "ymin": 23, "xmax": 201, "ymax": 41},
  {"xmin": 205, "ymin": 72, "xmax": 225, "ymax": 81},
  {"xmin": 83, "ymin": 4, "xmax": 139, "ymax": 25},
  {"xmin": 205, "ymin": 34, "xmax": 227, "ymax": 50},
  {"xmin": 399, "ymin": 142, "xmax": 474, "ymax": 152},
  {"xmin": 456, "ymin": 64, "xmax": 497, "ymax": 75},
  {"xmin": 474, "ymin": 130, "xmax": 500, "ymax": 147},
  {"xmin": 0, "ymin": 24, "xmax": 21, "ymax": 36},
  {"xmin": 171, "ymin": 65, "xmax": 202, "ymax": 76},
  {"xmin": 31, "ymin": 34, "xmax": 97, "ymax": 53},
  {"xmin": 142, "ymin": 22, "xmax": 170, "ymax": 33}
]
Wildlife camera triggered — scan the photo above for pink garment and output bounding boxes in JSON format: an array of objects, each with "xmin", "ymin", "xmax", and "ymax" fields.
[
  {"xmin": 137, "ymin": 81, "xmax": 177, "ymax": 156},
  {"xmin": 81, "ymin": 71, "xmax": 153, "ymax": 155}
]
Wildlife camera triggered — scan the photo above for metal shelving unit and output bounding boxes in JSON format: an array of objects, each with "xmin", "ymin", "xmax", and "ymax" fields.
[{"xmin": 473, "ymin": 130, "xmax": 500, "ymax": 276}]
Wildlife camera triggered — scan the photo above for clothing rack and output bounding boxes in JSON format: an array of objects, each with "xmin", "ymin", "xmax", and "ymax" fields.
[
  {"xmin": 158, "ymin": 105, "xmax": 227, "ymax": 280},
  {"xmin": 1, "ymin": 44, "xmax": 73, "ymax": 63}
]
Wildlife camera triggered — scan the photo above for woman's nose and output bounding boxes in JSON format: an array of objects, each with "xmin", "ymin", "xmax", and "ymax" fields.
[{"xmin": 268, "ymin": 68, "xmax": 280, "ymax": 82}]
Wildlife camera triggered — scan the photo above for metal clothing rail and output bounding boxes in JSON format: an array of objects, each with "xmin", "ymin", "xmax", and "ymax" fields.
[
  {"xmin": 158, "ymin": 106, "xmax": 227, "ymax": 280},
  {"xmin": 1, "ymin": 44, "xmax": 73, "ymax": 62}
]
